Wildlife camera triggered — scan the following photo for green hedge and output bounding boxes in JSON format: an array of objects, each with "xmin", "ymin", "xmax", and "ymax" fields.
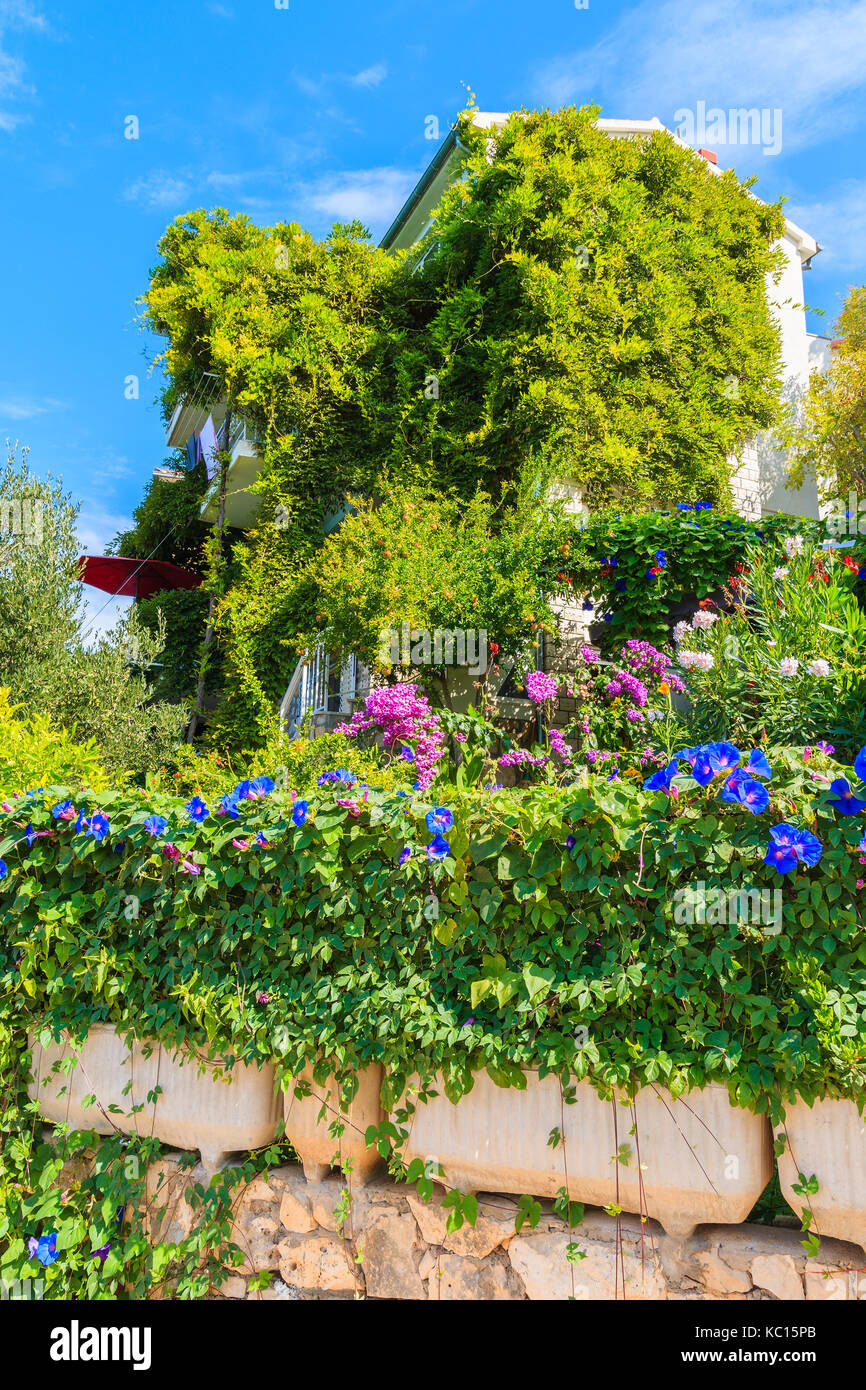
[{"xmin": 3, "ymin": 747, "xmax": 866, "ymax": 1121}]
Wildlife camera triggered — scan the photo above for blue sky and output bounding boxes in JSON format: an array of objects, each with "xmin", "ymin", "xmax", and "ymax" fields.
[{"xmin": 0, "ymin": 0, "xmax": 864, "ymax": 635}]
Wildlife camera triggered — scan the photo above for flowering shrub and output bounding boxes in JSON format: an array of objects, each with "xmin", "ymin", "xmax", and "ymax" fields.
[
  {"xmin": 3, "ymin": 742, "xmax": 866, "ymax": 1295},
  {"xmin": 338, "ymin": 682, "xmax": 447, "ymax": 790},
  {"xmin": 675, "ymin": 535, "xmax": 866, "ymax": 757},
  {"xmin": 577, "ymin": 505, "xmax": 822, "ymax": 650}
]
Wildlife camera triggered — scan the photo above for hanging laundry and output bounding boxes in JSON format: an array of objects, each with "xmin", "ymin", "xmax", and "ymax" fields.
[{"xmin": 199, "ymin": 414, "xmax": 219, "ymax": 480}]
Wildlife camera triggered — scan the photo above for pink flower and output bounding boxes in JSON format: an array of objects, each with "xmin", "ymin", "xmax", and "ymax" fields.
[
  {"xmin": 232, "ymin": 838, "xmax": 249, "ymax": 850},
  {"xmin": 525, "ymin": 670, "xmax": 558, "ymax": 703},
  {"xmin": 453, "ymin": 731, "xmax": 467, "ymax": 743},
  {"xmin": 180, "ymin": 861, "xmax": 200, "ymax": 875},
  {"xmin": 337, "ymin": 798, "xmax": 361, "ymax": 817},
  {"xmin": 256, "ymin": 991, "xmax": 269, "ymax": 1004},
  {"xmin": 162, "ymin": 843, "xmax": 181, "ymax": 861},
  {"xmin": 337, "ymin": 683, "xmax": 447, "ymax": 791}
]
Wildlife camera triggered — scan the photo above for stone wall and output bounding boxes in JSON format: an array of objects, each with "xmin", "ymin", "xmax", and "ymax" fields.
[{"xmin": 146, "ymin": 1155, "xmax": 866, "ymax": 1302}]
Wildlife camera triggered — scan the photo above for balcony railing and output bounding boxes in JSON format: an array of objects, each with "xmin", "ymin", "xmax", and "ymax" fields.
[{"xmin": 279, "ymin": 644, "xmax": 357, "ymax": 742}]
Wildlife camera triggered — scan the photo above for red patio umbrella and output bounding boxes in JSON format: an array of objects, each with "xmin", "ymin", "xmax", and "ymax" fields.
[{"xmin": 78, "ymin": 556, "xmax": 203, "ymax": 602}]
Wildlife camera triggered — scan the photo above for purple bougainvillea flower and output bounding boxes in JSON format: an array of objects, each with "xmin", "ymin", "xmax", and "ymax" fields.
[
  {"xmin": 816, "ymin": 742, "xmax": 835, "ymax": 755},
  {"xmin": 28, "ymin": 1232, "xmax": 58, "ymax": 1267},
  {"xmin": 51, "ymin": 800, "xmax": 76, "ymax": 820},
  {"xmin": 256, "ymin": 991, "xmax": 269, "ymax": 1004},
  {"xmin": 706, "ymin": 742, "xmax": 742, "ymax": 774},
  {"xmin": 292, "ymin": 800, "xmax": 308, "ymax": 827},
  {"xmin": 397, "ymin": 846, "xmax": 412, "ymax": 865},
  {"xmin": 731, "ymin": 775, "xmax": 770, "ymax": 815},
  {"xmin": 425, "ymin": 807, "xmax": 454, "ymax": 834},
  {"xmin": 180, "ymin": 861, "xmax": 201, "ymax": 875},
  {"xmin": 426, "ymin": 834, "xmax": 450, "ymax": 860},
  {"xmin": 186, "ymin": 796, "xmax": 208, "ymax": 824},
  {"xmin": 162, "ymin": 842, "xmax": 181, "ymax": 861},
  {"xmin": 143, "ymin": 815, "xmax": 167, "ymax": 837},
  {"xmin": 829, "ymin": 778, "xmax": 866, "ymax": 815},
  {"xmin": 89, "ymin": 813, "xmax": 110, "ymax": 842}
]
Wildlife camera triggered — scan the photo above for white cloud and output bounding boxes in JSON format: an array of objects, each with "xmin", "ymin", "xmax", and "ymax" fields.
[
  {"xmin": 0, "ymin": 393, "xmax": 65, "ymax": 421},
  {"xmin": 351, "ymin": 63, "xmax": 387, "ymax": 89},
  {"xmin": 122, "ymin": 169, "xmax": 194, "ymax": 211},
  {"xmin": 787, "ymin": 180, "xmax": 866, "ymax": 274},
  {"xmin": 304, "ymin": 166, "xmax": 416, "ymax": 226},
  {"xmin": 535, "ymin": 0, "xmax": 866, "ymax": 155},
  {"xmin": 0, "ymin": 0, "xmax": 46, "ymax": 132}
]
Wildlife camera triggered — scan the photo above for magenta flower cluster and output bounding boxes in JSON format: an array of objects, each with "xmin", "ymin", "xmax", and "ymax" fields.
[
  {"xmin": 338, "ymin": 683, "xmax": 446, "ymax": 791},
  {"xmin": 621, "ymin": 640, "xmax": 686, "ymax": 694},
  {"xmin": 525, "ymin": 670, "xmax": 559, "ymax": 703}
]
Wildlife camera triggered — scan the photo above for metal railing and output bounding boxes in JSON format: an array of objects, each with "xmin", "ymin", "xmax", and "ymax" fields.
[{"xmin": 279, "ymin": 644, "xmax": 357, "ymax": 742}]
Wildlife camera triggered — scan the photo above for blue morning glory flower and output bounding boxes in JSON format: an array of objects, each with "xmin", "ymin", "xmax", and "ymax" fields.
[
  {"xmin": 144, "ymin": 815, "xmax": 167, "ymax": 837},
  {"xmin": 397, "ymin": 846, "xmax": 411, "ymax": 865},
  {"xmin": 690, "ymin": 754, "xmax": 716, "ymax": 787},
  {"xmin": 654, "ymin": 550, "xmax": 667, "ymax": 566},
  {"xmin": 292, "ymin": 800, "xmax": 308, "ymax": 827},
  {"xmin": 28, "ymin": 1232, "xmax": 58, "ymax": 1267},
  {"xmin": 0, "ymin": 859, "xmax": 7, "ymax": 879},
  {"xmin": 255, "ymin": 831, "xmax": 269, "ymax": 846},
  {"xmin": 89, "ymin": 813, "xmax": 110, "ymax": 842},
  {"xmin": 24, "ymin": 823, "xmax": 35, "ymax": 846},
  {"xmin": 400, "ymin": 746, "xmax": 415, "ymax": 761},
  {"xmin": 731, "ymin": 775, "xmax": 770, "ymax": 815},
  {"xmin": 676, "ymin": 503, "xmax": 693, "ymax": 511},
  {"xmin": 790, "ymin": 827, "xmax": 823, "ymax": 867},
  {"xmin": 51, "ymin": 800, "xmax": 75, "ymax": 820},
  {"xmin": 720, "ymin": 768, "xmax": 750, "ymax": 802},
  {"xmin": 706, "ymin": 742, "xmax": 741, "ymax": 774},
  {"xmin": 186, "ymin": 797, "xmax": 208, "ymax": 823},
  {"xmin": 828, "ymin": 778, "xmax": 866, "ymax": 815},
  {"xmin": 426, "ymin": 834, "xmax": 450, "ymax": 860},
  {"xmin": 250, "ymin": 776, "xmax": 275, "ymax": 797},
  {"xmin": 854, "ymin": 747, "xmax": 866, "ymax": 782},
  {"xmin": 565, "ymin": 834, "xmax": 576, "ymax": 850},
  {"xmin": 744, "ymin": 749, "xmax": 772, "ymax": 781},
  {"xmin": 425, "ymin": 807, "xmax": 454, "ymax": 834},
  {"xmin": 74, "ymin": 809, "xmax": 90, "ymax": 834},
  {"xmin": 218, "ymin": 794, "xmax": 240, "ymax": 819},
  {"xmin": 644, "ymin": 760, "xmax": 677, "ymax": 792}
]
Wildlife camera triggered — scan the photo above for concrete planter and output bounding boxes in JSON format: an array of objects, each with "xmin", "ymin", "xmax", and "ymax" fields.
[
  {"xmin": 776, "ymin": 1096, "xmax": 866, "ymax": 1254},
  {"xmin": 396, "ymin": 1071, "xmax": 772, "ymax": 1238},
  {"xmin": 29, "ymin": 1024, "xmax": 281, "ymax": 1172},
  {"xmin": 284, "ymin": 1064, "xmax": 385, "ymax": 1185}
]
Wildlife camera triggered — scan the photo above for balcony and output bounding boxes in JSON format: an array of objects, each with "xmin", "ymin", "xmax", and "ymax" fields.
[
  {"xmin": 165, "ymin": 372, "xmax": 226, "ymax": 449},
  {"xmin": 200, "ymin": 417, "xmax": 265, "ymax": 530}
]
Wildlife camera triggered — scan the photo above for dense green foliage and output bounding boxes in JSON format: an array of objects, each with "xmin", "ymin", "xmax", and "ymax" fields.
[
  {"xmin": 137, "ymin": 104, "xmax": 789, "ymax": 745},
  {"xmin": 578, "ymin": 504, "xmax": 821, "ymax": 650},
  {"xmin": 3, "ymin": 762, "xmax": 865, "ymax": 1113},
  {"xmin": 0, "ymin": 451, "xmax": 185, "ymax": 782},
  {"xmin": 784, "ymin": 285, "xmax": 866, "ymax": 501}
]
